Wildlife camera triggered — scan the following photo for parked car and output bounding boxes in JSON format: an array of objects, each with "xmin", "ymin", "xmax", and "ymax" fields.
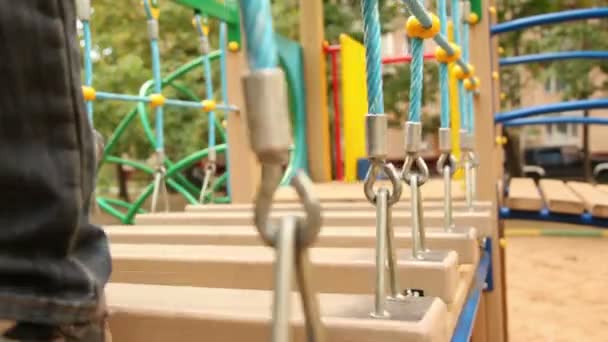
[{"xmin": 522, "ymin": 145, "xmax": 608, "ymax": 183}]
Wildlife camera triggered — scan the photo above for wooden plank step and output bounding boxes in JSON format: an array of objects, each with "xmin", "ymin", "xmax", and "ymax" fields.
[
  {"xmin": 274, "ymin": 179, "xmax": 466, "ymax": 202},
  {"xmin": 134, "ymin": 210, "xmax": 493, "ymax": 236},
  {"xmin": 105, "ymin": 225, "xmax": 480, "ymax": 264},
  {"xmin": 110, "ymin": 244, "xmax": 461, "ymax": 303},
  {"xmin": 107, "ymin": 283, "xmax": 450, "ymax": 342},
  {"xmin": 566, "ymin": 182, "xmax": 608, "ymax": 218},
  {"xmin": 185, "ymin": 201, "xmax": 493, "ymax": 213},
  {"xmin": 595, "ymin": 184, "xmax": 608, "ymax": 194},
  {"xmin": 538, "ymin": 179, "xmax": 585, "ymax": 215},
  {"xmin": 505, "ymin": 178, "xmax": 543, "ymax": 211}
]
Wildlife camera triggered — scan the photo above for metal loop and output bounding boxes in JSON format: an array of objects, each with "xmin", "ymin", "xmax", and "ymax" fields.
[
  {"xmin": 363, "ymin": 161, "xmax": 403, "ymax": 206},
  {"xmin": 254, "ymin": 165, "xmax": 322, "ymax": 249},
  {"xmin": 401, "ymin": 154, "xmax": 430, "ymax": 185},
  {"xmin": 468, "ymin": 151, "xmax": 480, "ymax": 167},
  {"xmin": 436, "ymin": 152, "xmax": 457, "ymax": 176}
]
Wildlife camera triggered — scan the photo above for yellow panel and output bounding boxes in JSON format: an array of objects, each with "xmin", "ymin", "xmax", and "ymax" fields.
[
  {"xmin": 448, "ymin": 22, "xmax": 464, "ymax": 180},
  {"xmin": 340, "ymin": 34, "xmax": 368, "ymax": 182}
]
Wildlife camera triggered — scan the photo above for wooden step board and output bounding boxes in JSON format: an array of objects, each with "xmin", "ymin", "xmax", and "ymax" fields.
[
  {"xmin": 110, "ymin": 244, "xmax": 460, "ymax": 303},
  {"xmin": 595, "ymin": 184, "xmax": 608, "ymax": 194},
  {"xmin": 107, "ymin": 266, "xmax": 476, "ymax": 342},
  {"xmin": 185, "ymin": 201, "xmax": 492, "ymax": 213},
  {"xmin": 274, "ymin": 179, "xmax": 466, "ymax": 202},
  {"xmin": 107, "ymin": 283, "xmax": 450, "ymax": 342},
  {"xmin": 135, "ymin": 210, "xmax": 493, "ymax": 236},
  {"xmin": 538, "ymin": 179, "xmax": 584, "ymax": 215},
  {"xmin": 105, "ymin": 225, "xmax": 480, "ymax": 264},
  {"xmin": 506, "ymin": 178, "xmax": 543, "ymax": 211},
  {"xmin": 567, "ymin": 182, "xmax": 608, "ymax": 218}
]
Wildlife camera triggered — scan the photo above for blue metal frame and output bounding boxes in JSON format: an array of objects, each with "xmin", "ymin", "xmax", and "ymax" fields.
[
  {"xmin": 500, "ymin": 207, "xmax": 608, "ymax": 228},
  {"xmin": 491, "ymin": 8, "xmax": 608, "ymax": 35},
  {"xmin": 451, "ymin": 238, "xmax": 493, "ymax": 342},
  {"xmin": 500, "ymin": 51, "xmax": 608, "ymax": 66},
  {"xmin": 503, "ymin": 116, "xmax": 608, "ymax": 127},
  {"xmin": 495, "ymin": 99, "xmax": 608, "ymax": 123}
]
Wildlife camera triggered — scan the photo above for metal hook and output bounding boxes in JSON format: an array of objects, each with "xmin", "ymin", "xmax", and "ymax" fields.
[
  {"xmin": 150, "ymin": 166, "xmax": 170, "ymax": 213},
  {"xmin": 436, "ymin": 152, "xmax": 457, "ymax": 176},
  {"xmin": 401, "ymin": 154, "xmax": 430, "ymax": 186},
  {"xmin": 199, "ymin": 162, "xmax": 217, "ymax": 203}
]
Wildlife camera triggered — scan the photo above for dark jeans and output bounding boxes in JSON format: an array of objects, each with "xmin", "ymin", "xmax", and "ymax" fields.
[{"xmin": 0, "ymin": 0, "xmax": 112, "ymax": 326}]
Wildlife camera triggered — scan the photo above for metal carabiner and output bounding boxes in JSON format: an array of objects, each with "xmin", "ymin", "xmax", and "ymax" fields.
[
  {"xmin": 254, "ymin": 165, "xmax": 322, "ymax": 249},
  {"xmin": 363, "ymin": 161, "xmax": 403, "ymax": 206}
]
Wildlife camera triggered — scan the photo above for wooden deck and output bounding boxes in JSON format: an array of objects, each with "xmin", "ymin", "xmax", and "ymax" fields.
[{"xmin": 505, "ymin": 177, "xmax": 608, "ymax": 218}]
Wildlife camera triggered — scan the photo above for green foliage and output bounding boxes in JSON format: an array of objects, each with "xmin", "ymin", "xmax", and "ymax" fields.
[
  {"xmin": 84, "ymin": 0, "xmax": 222, "ymax": 162},
  {"xmin": 497, "ymin": 0, "xmax": 608, "ymax": 108}
]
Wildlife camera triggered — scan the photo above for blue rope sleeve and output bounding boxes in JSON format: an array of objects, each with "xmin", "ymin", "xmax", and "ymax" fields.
[
  {"xmin": 437, "ymin": 0, "xmax": 449, "ymax": 129},
  {"xmin": 361, "ymin": 0, "xmax": 385, "ymax": 115},
  {"xmin": 83, "ymin": 20, "xmax": 94, "ymax": 123},
  {"xmin": 239, "ymin": 0, "xmax": 278, "ymax": 70},
  {"xmin": 409, "ymin": 38, "xmax": 424, "ymax": 123}
]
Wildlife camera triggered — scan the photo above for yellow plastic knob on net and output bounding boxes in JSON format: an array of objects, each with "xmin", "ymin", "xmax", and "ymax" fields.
[
  {"xmin": 492, "ymin": 71, "xmax": 500, "ymax": 80},
  {"xmin": 500, "ymin": 92, "xmax": 507, "ymax": 101},
  {"xmin": 201, "ymin": 99, "xmax": 217, "ymax": 112},
  {"xmin": 406, "ymin": 13, "xmax": 440, "ymax": 39},
  {"xmin": 435, "ymin": 43, "xmax": 461, "ymax": 63},
  {"xmin": 464, "ymin": 77, "xmax": 480, "ymax": 91},
  {"xmin": 151, "ymin": 7, "xmax": 160, "ymax": 19},
  {"xmin": 228, "ymin": 41, "xmax": 240, "ymax": 52},
  {"xmin": 82, "ymin": 86, "xmax": 96, "ymax": 101},
  {"xmin": 468, "ymin": 13, "xmax": 479, "ymax": 25},
  {"xmin": 495, "ymin": 136, "xmax": 508, "ymax": 145},
  {"xmin": 489, "ymin": 6, "xmax": 497, "ymax": 15},
  {"xmin": 149, "ymin": 94, "xmax": 166, "ymax": 108},
  {"xmin": 453, "ymin": 63, "xmax": 475, "ymax": 80}
]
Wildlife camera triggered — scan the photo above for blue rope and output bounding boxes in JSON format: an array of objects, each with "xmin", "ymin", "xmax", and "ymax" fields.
[
  {"xmin": 142, "ymin": 0, "xmax": 153, "ymax": 19},
  {"xmin": 83, "ymin": 20, "xmax": 94, "ymax": 123},
  {"xmin": 463, "ymin": 21, "xmax": 473, "ymax": 134},
  {"xmin": 467, "ymin": 92, "xmax": 475, "ymax": 133},
  {"xmin": 409, "ymin": 38, "xmax": 424, "ymax": 123},
  {"xmin": 219, "ymin": 22, "xmax": 232, "ymax": 200},
  {"xmin": 361, "ymin": 0, "xmax": 384, "ymax": 115},
  {"xmin": 195, "ymin": 14, "xmax": 216, "ymax": 150},
  {"xmin": 239, "ymin": 0, "xmax": 278, "ymax": 70},
  {"xmin": 437, "ymin": 0, "xmax": 449, "ymax": 129},
  {"xmin": 451, "ymin": 0, "xmax": 461, "ymax": 43},
  {"xmin": 463, "ymin": 21, "xmax": 470, "ymax": 66},
  {"xmin": 150, "ymin": 39, "xmax": 164, "ymax": 151}
]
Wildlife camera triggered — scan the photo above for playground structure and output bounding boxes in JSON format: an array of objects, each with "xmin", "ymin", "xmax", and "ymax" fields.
[
  {"xmin": 84, "ymin": 0, "xmax": 310, "ymax": 223},
  {"xmin": 78, "ymin": 0, "xmax": 608, "ymax": 341}
]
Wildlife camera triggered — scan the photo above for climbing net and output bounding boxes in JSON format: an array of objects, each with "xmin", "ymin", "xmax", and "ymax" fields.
[{"xmin": 76, "ymin": 0, "xmax": 239, "ymax": 223}]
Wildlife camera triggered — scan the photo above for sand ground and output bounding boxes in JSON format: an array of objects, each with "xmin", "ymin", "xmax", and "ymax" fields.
[{"xmin": 506, "ymin": 236, "xmax": 608, "ymax": 342}]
